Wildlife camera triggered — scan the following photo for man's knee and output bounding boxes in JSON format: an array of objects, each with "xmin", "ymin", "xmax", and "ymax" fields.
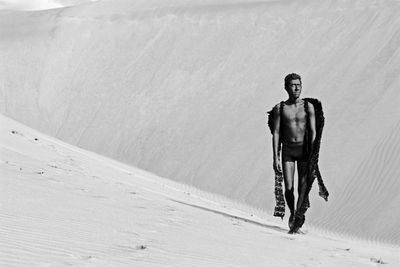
[
  {"xmin": 284, "ymin": 178, "xmax": 294, "ymax": 192},
  {"xmin": 297, "ymin": 176, "xmax": 307, "ymax": 193}
]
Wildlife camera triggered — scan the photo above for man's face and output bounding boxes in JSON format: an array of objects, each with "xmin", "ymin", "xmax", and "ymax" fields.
[{"xmin": 286, "ymin": 79, "xmax": 302, "ymax": 99}]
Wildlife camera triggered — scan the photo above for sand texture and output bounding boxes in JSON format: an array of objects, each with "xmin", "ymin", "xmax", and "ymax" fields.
[
  {"xmin": 1, "ymin": 114, "xmax": 399, "ymax": 266},
  {"xmin": 1, "ymin": 0, "xmax": 400, "ymax": 257}
]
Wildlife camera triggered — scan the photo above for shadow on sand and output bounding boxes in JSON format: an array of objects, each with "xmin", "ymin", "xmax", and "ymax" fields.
[{"xmin": 169, "ymin": 198, "xmax": 288, "ymax": 234}]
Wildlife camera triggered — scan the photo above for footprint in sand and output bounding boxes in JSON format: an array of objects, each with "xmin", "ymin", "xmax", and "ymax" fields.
[
  {"xmin": 325, "ymin": 247, "xmax": 351, "ymax": 259},
  {"xmin": 336, "ymin": 248, "xmax": 351, "ymax": 251},
  {"xmin": 11, "ymin": 130, "xmax": 40, "ymax": 143},
  {"xmin": 68, "ymin": 253, "xmax": 95, "ymax": 261},
  {"xmin": 370, "ymin": 257, "xmax": 387, "ymax": 265},
  {"xmin": 282, "ymin": 236, "xmax": 296, "ymax": 241},
  {"xmin": 165, "ymin": 205, "xmax": 177, "ymax": 212},
  {"xmin": 11, "ymin": 130, "xmax": 23, "ymax": 136},
  {"xmin": 230, "ymin": 218, "xmax": 242, "ymax": 226}
]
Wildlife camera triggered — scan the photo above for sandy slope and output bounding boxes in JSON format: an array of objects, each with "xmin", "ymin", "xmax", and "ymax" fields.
[
  {"xmin": 1, "ymin": 114, "xmax": 399, "ymax": 266},
  {"xmin": 1, "ymin": 0, "xmax": 400, "ymax": 245},
  {"xmin": 0, "ymin": 0, "xmax": 99, "ymax": 11}
]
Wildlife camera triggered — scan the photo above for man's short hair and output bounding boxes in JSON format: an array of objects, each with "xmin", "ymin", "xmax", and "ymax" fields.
[{"xmin": 284, "ymin": 73, "xmax": 302, "ymax": 88}]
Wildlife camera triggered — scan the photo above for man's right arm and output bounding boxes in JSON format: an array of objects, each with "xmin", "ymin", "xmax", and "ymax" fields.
[{"xmin": 272, "ymin": 104, "xmax": 282, "ymax": 173}]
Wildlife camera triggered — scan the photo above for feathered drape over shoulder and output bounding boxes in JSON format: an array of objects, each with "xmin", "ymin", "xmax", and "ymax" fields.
[{"xmin": 266, "ymin": 98, "xmax": 329, "ymax": 228}]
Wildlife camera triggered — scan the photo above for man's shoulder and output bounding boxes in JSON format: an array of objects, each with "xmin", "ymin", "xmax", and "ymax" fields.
[
  {"xmin": 303, "ymin": 99, "xmax": 315, "ymax": 111},
  {"xmin": 303, "ymin": 98, "xmax": 324, "ymax": 115},
  {"xmin": 267, "ymin": 102, "xmax": 280, "ymax": 114},
  {"xmin": 274, "ymin": 101, "xmax": 285, "ymax": 109},
  {"xmin": 303, "ymin": 98, "xmax": 323, "ymax": 107}
]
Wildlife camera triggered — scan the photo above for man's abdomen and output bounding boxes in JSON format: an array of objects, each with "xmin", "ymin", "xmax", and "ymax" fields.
[{"xmin": 281, "ymin": 123, "xmax": 306, "ymax": 144}]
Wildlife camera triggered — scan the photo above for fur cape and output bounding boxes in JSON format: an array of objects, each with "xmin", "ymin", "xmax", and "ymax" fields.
[{"xmin": 266, "ymin": 98, "xmax": 329, "ymax": 229}]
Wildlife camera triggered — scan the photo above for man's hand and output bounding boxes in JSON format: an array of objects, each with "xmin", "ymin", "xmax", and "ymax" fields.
[{"xmin": 273, "ymin": 159, "xmax": 282, "ymax": 174}]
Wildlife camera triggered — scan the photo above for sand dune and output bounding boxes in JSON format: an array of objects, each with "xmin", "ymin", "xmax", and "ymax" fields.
[
  {"xmin": 0, "ymin": 0, "xmax": 99, "ymax": 11},
  {"xmin": 1, "ymin": 0, "xmax": 400, "ymax": 245},
  {"xmin": 1, "ymin": 114, "xmax": 399, "ymax": 266}
]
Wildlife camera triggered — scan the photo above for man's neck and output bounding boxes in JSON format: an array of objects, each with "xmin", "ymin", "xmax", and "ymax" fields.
[{"xmin": 286, "ymin": 97, "xmax": 303, "ymax": 105}]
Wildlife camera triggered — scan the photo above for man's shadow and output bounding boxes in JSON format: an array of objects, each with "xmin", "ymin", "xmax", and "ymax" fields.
[{"xmin": 168, "ymin": 198, "xmax": 288, "ymax": 234}]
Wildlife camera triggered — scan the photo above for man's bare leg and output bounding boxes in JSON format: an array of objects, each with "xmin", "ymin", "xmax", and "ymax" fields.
[
  {"xmin": 282, "ymin": 160, "xmax": 295, "ymax": 227},
  {"xmin": 296, "ymin": 161, "xmax": 308, "ymax": 213},
  {"xmin": 287, "ymin": 161, "xmax": 308, "ymax": 234}
]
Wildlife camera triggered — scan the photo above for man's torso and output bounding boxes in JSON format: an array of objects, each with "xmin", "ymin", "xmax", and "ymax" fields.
[{"xmin": 280, "ymin": 100, "xmax": 307, "ymax": 144}]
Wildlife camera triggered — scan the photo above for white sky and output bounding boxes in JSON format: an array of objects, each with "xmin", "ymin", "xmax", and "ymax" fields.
[{"xmin": 0, "ymin": 0, "xmax": 98, "ymax": 10}]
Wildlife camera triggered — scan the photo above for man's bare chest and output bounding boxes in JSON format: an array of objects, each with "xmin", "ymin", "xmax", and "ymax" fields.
[{"xmin": 281, "ymin": 105, "xmax": 307, "ymax": 124}]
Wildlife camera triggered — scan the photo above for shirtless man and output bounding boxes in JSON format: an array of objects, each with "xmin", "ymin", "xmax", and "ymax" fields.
[{"xmin": 272, "ymin": 73, "xmax": 316, "ymax": 232}]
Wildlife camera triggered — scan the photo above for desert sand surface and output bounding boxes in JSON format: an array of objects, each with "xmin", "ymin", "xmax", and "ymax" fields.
[
  {"xmin": 1, "ymin": 114, "xmax": 399, "ymax": 266},
  {"xmin": 1, "ymin": 0, "xmax": 400, "ymax": 262},
  {"xmin": 0, "ymin": 0, "xmax": 98, "ymax": 11}
]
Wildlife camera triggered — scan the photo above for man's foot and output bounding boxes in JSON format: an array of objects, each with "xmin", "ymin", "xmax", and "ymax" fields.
[
  {"xmin": 287, "ymin": 226, "xmax": 301, "ymax": 234},
  {"xmin": 288, "ymin": 214, "xmax": 295, "ymax": 230}
]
